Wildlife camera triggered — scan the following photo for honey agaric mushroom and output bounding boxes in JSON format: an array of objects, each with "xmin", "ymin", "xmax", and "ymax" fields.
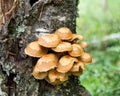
[
  {"xmin": 24, "ymin": 41, "xmax": 48, "ymax": 57},
  {"xmin": 24, "ymin": 26, "xmax": 92, "ymax": 85},
  {"xmin": 57, "ymin": 55, "xmax": 78, "ymax": 73},
  {"xmin": 80, "ymin": 52, "xmax": 92, "ymax": 63},
  {"xmin": 52, "ymin": 42, "xmax": 72, "ymax": 52},
  {"xmin": 54, "ymin": 27, "xmax": 73, "ymax": 40},
  {"xmin": 34, "ymin": 53, "xmax": 58, "ymax": 72},
  {"xmin": 70, "ymin": 34, "xmax": 84, "ymax": 41},
  {"xmin": 46, "ymin": 69, "xmax": 68, "ymax": 85},
  {"xmin": 38, "ymin": 34, "xmax": 61, "ymax": 48},
  {"xmin": 70, "ymin": 61, "xmax": 85, "ymax": 72},
  {"xmin": 79, "ymin": 41, "xmax": 88, "ymax": 48},
  {"xmin": 68, "ymin": 44, "xmax": 84, "ymax": 57}
]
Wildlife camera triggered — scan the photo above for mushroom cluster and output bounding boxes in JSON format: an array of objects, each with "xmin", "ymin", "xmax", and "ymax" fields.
[{"xmin": 24, "ymin": 27, "xmax": 92, "ymax": 85}]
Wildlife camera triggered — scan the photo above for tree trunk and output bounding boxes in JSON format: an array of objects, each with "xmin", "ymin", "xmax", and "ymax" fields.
[{"xmin": 0, "ymin": 0, "xmax": 91, "ymax": 96}]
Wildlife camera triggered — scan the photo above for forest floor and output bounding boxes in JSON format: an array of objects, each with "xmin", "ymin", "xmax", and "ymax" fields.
[{"xmin": 77, "ymin": 0, "xmax": 120, "ymax": 96}]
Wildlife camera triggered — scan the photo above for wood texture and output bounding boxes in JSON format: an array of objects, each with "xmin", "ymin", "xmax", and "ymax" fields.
[{"xmin": 0, "ymin": 0, "xmax": 19, "ymax": 28}]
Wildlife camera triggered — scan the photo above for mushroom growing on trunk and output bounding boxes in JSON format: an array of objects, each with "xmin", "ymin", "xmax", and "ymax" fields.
[
  {"xmin": 55, "ymin": 27, "xmax": 73, "ymax": 40},
  {"xmin": 33, "ymin": 53, "xmax": 58, "ymax": 72},
  {"xmin": 80, "ymin": 53, "xmax": 92, "ymax": 63},
  {"xmin": 38, "ymin": 34, "xmax": 61, "ymax": 48},
  {"xmin": 68, "ymin": 44, "xmax": 84, "ymax": 57},
  {"xmin": 24, "ymin": 27, "xmax": 92, "ymax": 85},
  {"xmin": 57, "ymin": 55, "xmax": 78, "ymax": 73},
  {"xmin": 24, "ymin": 41, "xmax": 48, "ymax": 57},
  {"xmin": 52, "ymin": 42, "xmax": 72, "ymax": 52}
]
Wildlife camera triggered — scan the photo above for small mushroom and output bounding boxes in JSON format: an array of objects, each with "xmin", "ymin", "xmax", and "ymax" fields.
[
  {"xmin": 34, "ymin": 53, "xmax": 58, "ymax": 72},
  {"xmin": 52, "ymin": 42, "xmax": 72, "ymax": 52},
  {"xmin": 57, "ymin": 55, "xmax": 78, "ymax": 73},
  {"xmin": 80, "ymin": 52, "xmax": 92, "ymax": 63},
  {"xmin": 70, "ymin": 34, "xmax": 84, "ymax": 41},
  {"xmin": 70, "ymin": 61, "xmax": 85, "ymax": 72},
  {"xmin": 68, "ymin": 44, "xmax": 84, "ymax": 57},
  {"xmin": 24, "ymin": 41, "xmax": 48, "ymax": 57},
  {"xmin": 46, "ymin": 69, "xmax": 68, "ymax": 85},
  {"xmin": 54, "ymin": 27, "xmax": 73, "ymax": 40},
  {"xmin": 79, "ymin": 41, "xmax": 88, "ymax": 48},
  {"xmin": 38, "ymin": 34, "xmax": 61, "ymax": 48}
]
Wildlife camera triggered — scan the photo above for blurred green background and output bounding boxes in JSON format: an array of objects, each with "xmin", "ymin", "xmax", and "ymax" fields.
[{"xmin": 77, "ymin": 0, "xmax": 120, "ymax": 96}]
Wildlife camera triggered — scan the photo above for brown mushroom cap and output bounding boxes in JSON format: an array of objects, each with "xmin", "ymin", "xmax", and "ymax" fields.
[
  {"xmin": 68, "ymin": 44, "xmax": 84, "ymax": 57},
  {"xmin": 34, "ymin": 54, "xmax": 58, "ymax": 72},
  {"xmin": 80, "ymin": 53, "xmax": 92, "ymax": 63},
  {"xmin": 70, "ymin": 34, "xmax": 84, "ymax": 41},
  {"xmin": 38, "ymin": 34, "xmax": 61, "ymax": 48},
  {"xmin": 52, "ymin": 42, "xmax": 72, "ymax": 52},
  {"xmin": 47, "ymin": 69, "xmax": 68, "ymax": 84},
  {"xmin": 57, "ymin": 55, "xmax": 78, "ymax": 73},
  {"xmin": 70, "ymin": 61, "xmax": 85, "ymax": 72},
  {"xmin": 32, "ymin": 70, "xmax": 48, "ymax": 80},
  {"xmin": 79, "ymin": 41, "xmax": 88, "ymax": 48},
  {"xmin": 54, "ymin": 27, "xmax": 73, "ymax": 40},
  {"xmin": 24, "ymin": 41, "xmax": 48, "ymax": 57}
]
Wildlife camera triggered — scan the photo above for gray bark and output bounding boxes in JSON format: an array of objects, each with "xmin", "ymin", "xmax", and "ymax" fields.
[{"xmin": 0, "ymin": 0, "xmax": 91, "ymax": 96}]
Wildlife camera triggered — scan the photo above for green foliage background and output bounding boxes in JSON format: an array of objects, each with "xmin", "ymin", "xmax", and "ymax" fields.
[{"xmin": 77, "ymin": 0, "xmax": 120, "ymax": 96}]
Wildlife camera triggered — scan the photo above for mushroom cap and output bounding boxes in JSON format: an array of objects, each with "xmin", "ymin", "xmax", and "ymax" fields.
[
  {"xmin": 46, "ymin": 69, "xmax": 68, "ymax": 85},
  {"xmin": 32, "ymin": 70, "xmax": 48, "ymax": 80},
  {"xmin": 80, "ymin": 53, "xmax": 92, "ymax": 63},
  {"xmin": 79, "ymin": 41, "xmax": 88, "ymax": 48},
  {"xmin": 52, "ymin": 42, "xmax": 72, "ymax": 52},
  {"xmin": 34, "ymin": 54, "xmax": 58, "ymax": 72},
  {"xmin": 70, "ymin": 61, "xmax": 85, "ymax": 72},
  {"xmin": 68, "ymin": 44, "xmax": 84, "ymax": 57},
  {"xmin": 24, "ymin": 41, "xmax": 48, "ymax": 57},
  {"xmin": 54, "ymin": 27, "xmax": 73, "ymax": 40},
  {"xmin": 57, "ymin": 55, "xmax": 78, "ymax": 73},
  {"xmin": 38, "ymin": 34, "xmax": 61, "ymax": 48},
  {"xmin": 70, "ymin": 34, "xmax": 84, "ymax": 41}
]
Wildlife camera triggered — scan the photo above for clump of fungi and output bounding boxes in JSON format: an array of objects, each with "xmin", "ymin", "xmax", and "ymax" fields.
[{"xmin": 24, "ymin": 27, "xmax": 92, "ymax": 85}]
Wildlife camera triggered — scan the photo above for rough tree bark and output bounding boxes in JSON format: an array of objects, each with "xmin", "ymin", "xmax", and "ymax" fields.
[{"xmin": 0, "ymin": 0, "xmax": 91, "ymax": 96}]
